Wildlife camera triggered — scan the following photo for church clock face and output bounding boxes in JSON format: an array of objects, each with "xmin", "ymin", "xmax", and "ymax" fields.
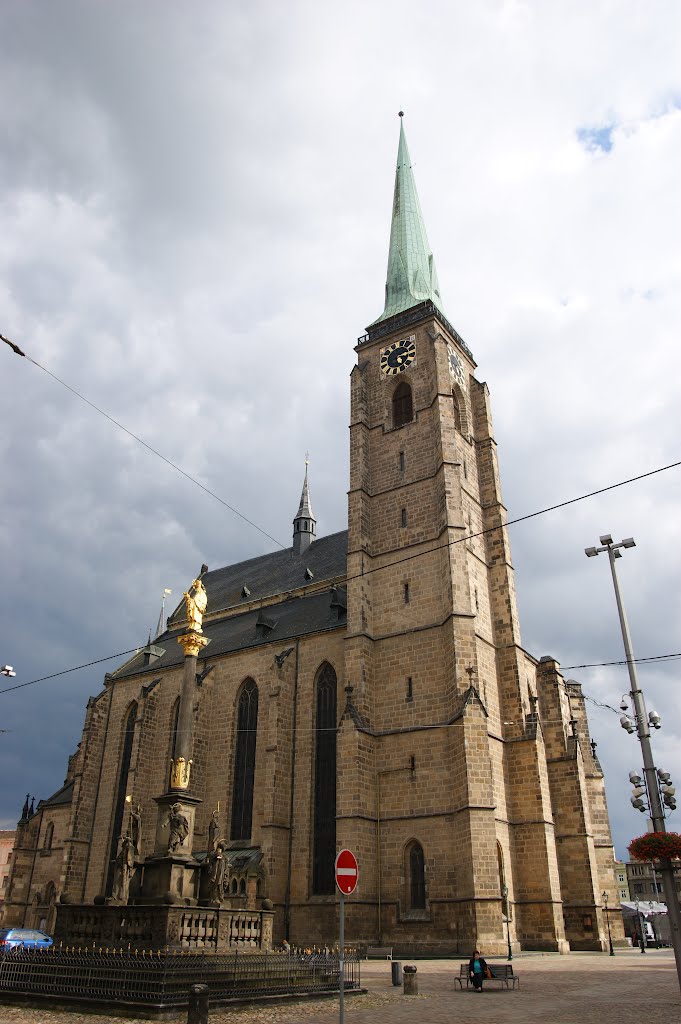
[
  {"xmin": 447, "ymin": 344, "xmax": 466, "ymax": 389},
  {"xmin": 380, "ymin": 335, "xmax": 416, "ymax": 377}
]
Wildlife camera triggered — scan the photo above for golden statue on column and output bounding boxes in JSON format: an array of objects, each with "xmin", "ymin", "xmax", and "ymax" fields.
[
  {"xmin": 183, "ymin": 578, "xmax": 207, "ymax": 633},
  {"xmin": 177, "ymin": 577, "xmax": 209, "ymax": 658}
]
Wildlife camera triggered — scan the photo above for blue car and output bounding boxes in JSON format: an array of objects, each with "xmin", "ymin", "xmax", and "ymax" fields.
[{"xmin": 0, "ymin": 928, "xmax": 53, "ymax": 949}]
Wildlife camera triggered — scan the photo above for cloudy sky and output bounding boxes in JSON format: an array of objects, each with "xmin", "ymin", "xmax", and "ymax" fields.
[{"xmin": 1, "ymin": 1, "xmax": 679, "ymax": 864}]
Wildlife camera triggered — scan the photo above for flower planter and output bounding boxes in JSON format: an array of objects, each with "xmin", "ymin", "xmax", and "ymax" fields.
[{"xmin": 628, "ymin": 832, "xmax": 681, "ymax": 862}]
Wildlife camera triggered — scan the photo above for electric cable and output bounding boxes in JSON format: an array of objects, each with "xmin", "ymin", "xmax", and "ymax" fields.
[
  {"xmin": 2, "ymin": 332, "xmax": 680, "ymax": 706},
  {"xmin": 561, "ymin": 653, "xmax": 681, "ymax": 671},
  {"xmin": 4, "ymin": 332, "xmax": 680, "ymax": 582},
  {"xmin": 1, "ymin": 333, "xmax": 286, "ymax": 551},
  {"xmin": 0, "ymin": 648, "xmax": 142, "ymax": 696}
]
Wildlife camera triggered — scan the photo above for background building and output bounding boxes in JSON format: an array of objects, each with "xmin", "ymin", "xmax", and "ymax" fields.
[
  {"xmin": 614, "ymin": 859, "xmax": 630, "ymax": 902},
  {"xmin": 626, "ymin": 859, "xmax": 681, "ymax": 904},
  {"xmin": 3, "ymin": 121, "xmax": 624, "ymax": 955},
  {"xmin": 0, "ymin": 830, "xmax": 15, "ymax": 923}
]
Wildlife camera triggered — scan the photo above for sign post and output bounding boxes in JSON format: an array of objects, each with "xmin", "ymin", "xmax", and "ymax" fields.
[{"xmin": 335, "ymin": 849, "xmax": 359, "ymax": 1024}]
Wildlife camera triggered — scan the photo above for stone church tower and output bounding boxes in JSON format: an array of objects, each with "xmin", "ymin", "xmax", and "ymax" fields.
[
  {"xmin": 4, "ymin": 118, "xmax": 622, "ymax": 956},
  {"xmin": 341, "ymin": 115, "xmax": 589, "ymax": 953}
]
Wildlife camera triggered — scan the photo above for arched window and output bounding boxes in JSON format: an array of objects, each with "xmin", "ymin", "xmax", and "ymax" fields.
[
  {"xmin": 392, "ymin": 382, "xmax": 413, "ymax": 428},
  {"xmin": 168, "ymin": 697, "xmax": 180, "ymax": 787},
  {"xmin": 43, "ymin": 822, "xmax": 54, "ymax": 850},
  {"xmin": 106, "ymin": 702, "xmax": 138, "ymax": 896},
  {"xmin": 313, "ymin": 663, "xmax": 337, "ymax": 895},
  {"xmin": 497, "ymin": 841, "xmax": 509, "ymax": 918},
  {"xmin": 452, "ymin": 390, "xmax": 463, "ymax": 432},
  {"xmin": 407, "ymin": 840, "xmax": 426, "ymax": 909},
  {"xmin": 231, "ymin": 679, "xmax": 258, "ymax": 841}
]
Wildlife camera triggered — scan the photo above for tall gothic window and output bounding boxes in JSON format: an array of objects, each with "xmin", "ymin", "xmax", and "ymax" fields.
[
  {"xmin": 407, "ymin": 840, "xmax": 426, "ymax": 909},
  {"xmin": 452, "ymin": 389, "xmax": 463, "ymax": 432},
  {"xmin": 168, "ymin": 697, "xmax": 180, "ymax": 788},
  {"xmin": 497, "ymin": 841, "xmax": 509, "ymax": 918},
  {"xmin": 43, "ymin": 822, "xmax": 54, "ymax": 851},
  {"xmin": 313, "ymin": 663, "xmax": 337, "ymax": 894},
  {"xmin": 106, "ymin": 702, "xmax": 137, "ymax": 896},
  {"xmin": 392, "ymin": 382, "xmax": 413, "ymax": 428},
  {"xmin": 231, "ymin": 679, "xmax": 259, "ymax": 841}
]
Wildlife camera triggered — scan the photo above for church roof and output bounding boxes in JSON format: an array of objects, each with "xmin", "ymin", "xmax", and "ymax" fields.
[
  {"xmin": 172, "ymin": 529, "xmax": 347, "ymax": 622},
  {"xmin": 370, "ymin": 115, "xmax": 446, "ymax": 326},
  {"xmin": 37, "ymin": 780, "xmax": 74, "ymax": 810},
  {"xmin": 116, "ymin": 583, "xmax": 347, "ymax": 680},
  {"xmin": 114, "ymin": 531, "xmax": 348, "ymax": 680}
]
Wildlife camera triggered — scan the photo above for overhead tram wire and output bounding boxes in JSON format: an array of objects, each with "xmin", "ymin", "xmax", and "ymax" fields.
[
  {"xmin": 3, "ymin": 332, "xmax": 680, "ymax": 586},
  {"xmin": 0, "ymin": 648, "xmax": 144, "ymax": 696},
  {"xmin": 2, "ymin": 640, "xmax": 678, "ymax": 700},
  {"xmin": 3, "ymin": 332, "xmax": 681, "ymax": 699},
  {"xmin": 1, "ymin": 333, "xmax": 287, "ymax": 552},
  {"xmin": 560, "ymin": 652, "xmax": 681, "ymax": 671},
  {"xmin": 4, "ymin": 331, "xmax": 681, "ymax": 576}
]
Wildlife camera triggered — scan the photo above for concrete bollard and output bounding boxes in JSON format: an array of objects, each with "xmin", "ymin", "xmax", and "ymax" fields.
[
  {"xmin": 187, "ymin": 983, "xmax": 209, "ymax": 1024},
  {"xmin": 403, "ymin": 964, "xmax": 418, "ymax": 995},
  {"xmin": 391, "ymin": 960, "xmax": 403, "ymax": 986}
]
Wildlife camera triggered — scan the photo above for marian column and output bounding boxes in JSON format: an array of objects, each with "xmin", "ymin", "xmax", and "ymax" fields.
[
  {"xmin": 144, "ymin": 577, "xmax": 209, "ymax": 902},
  {"xmin": 171, "ymin": 577, "xmax": 209, "ymax": 792}
]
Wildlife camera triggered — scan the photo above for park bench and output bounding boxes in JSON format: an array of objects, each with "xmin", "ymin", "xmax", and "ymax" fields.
[
  {"xmin": 365, "ymin": 946, "xmax": 393, "ymax": 959},
  {"xmin": 455, "ymin": 962, "xmax": 519, "ymax": 989}
]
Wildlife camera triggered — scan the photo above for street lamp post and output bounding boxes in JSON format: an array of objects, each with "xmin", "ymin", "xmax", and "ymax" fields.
[
  {"xmin": 586, "ymin": 536, "xmax": 681, "ymax": 989},
  {"xmin": 501, "ymin": 884, "xmax": 512, "ymax": 961},
  {"xmin": 602, "ymin": 891, "xmax": 615, "ymax": 956}
]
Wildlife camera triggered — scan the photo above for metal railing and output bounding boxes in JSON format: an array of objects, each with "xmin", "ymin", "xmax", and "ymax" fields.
[
  {"xmin": 0, "ymin": 946, "xmax": 361, "ymax": 1009},
  {"xmin": 357, "ymin": 299, "xmax": 475, "ymax": 362}
]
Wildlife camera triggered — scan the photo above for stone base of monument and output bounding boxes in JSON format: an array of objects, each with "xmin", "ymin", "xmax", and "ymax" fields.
[
  {"xmin": 139, "ymin": 854, "xmax": 202, "ymax": 906},
  {"xmin": 54, "ymin": 901, "xmax": 274, "ymax": 951}
]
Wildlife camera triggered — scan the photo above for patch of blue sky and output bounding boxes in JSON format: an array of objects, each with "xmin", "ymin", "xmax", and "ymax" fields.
[
  {"xmin": 576, "ymin": 122, "xmax": 617, "ymax": 153},
  {"xmin": 651, "ymin": 91, "xmax": 681, "ymax": 117}
]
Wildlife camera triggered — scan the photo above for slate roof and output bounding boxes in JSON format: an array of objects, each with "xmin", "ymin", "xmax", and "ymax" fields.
[
  {"xmin": 116, "ymin": 584, "xmax": 347, "ymax": 681},
  {"xmin": 112, "ymin": 531, "xmax": 348, "ymax": 681},
  {"xmin": 168, "ymin": 530, "xmax": 347, "ymax": 625},
  {"xmin": 37, "ymin": 780, "xmax": 74, "ymax": 810}
]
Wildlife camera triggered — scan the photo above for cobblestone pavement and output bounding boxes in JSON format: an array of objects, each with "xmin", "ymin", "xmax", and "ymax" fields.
[{"xmin": 0, "ymin": 950, "xmax": 678, "ymax": 1024}]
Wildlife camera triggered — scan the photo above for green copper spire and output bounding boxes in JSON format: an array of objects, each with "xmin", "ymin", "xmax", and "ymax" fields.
[{"xmin": 371, "ymin": 114, "xmax": 446, "ymax": 326}]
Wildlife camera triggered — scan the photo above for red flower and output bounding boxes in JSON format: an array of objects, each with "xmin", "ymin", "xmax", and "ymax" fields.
[{"xmin": 628, "ymin": 832, "xmax": 681, "ymax": 862}]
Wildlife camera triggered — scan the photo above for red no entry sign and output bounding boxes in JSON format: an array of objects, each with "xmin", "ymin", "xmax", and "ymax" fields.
[{"xmin": 335, "ymin": 848, "xmax": 359, "ymax": 895}]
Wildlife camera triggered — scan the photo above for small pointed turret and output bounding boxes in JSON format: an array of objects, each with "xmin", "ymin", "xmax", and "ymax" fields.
[
  {"xmin": 371, "ymin": 113, "xmax": 446, "ymax": 325},
  {"xmin": 293, "ymin": 458, "xmax": 316, "ymax": 556}
]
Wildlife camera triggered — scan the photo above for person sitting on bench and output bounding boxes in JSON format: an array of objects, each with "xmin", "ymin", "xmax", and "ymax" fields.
[{"xmin": 468, "ymin": 949, "xmax": 489, "ymax": 991}]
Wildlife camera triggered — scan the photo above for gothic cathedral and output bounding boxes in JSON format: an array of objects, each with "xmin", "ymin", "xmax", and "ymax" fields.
[{"xmin": 5, "ymin": 118, "xmax": 622, "ymax": 955}]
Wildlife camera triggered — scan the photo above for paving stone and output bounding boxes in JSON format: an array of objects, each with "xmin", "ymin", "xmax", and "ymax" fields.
[{"xmin": 0, "ymin": 950, "xmax": 678, "ymax": 1024}]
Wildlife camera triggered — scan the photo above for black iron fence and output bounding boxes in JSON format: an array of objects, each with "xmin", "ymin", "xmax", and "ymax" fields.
[{"xmin": 0, "ymin": 946, "xmax": 361, "ymax": 1010}]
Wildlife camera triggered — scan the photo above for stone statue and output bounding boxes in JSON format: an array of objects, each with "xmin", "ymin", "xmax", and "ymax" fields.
[
  {"xmin": 207, "ymin": 840, "xmax": 227, "ymax": 903},
  {"xmin": 208, "ymin": 809, "xmax": 221, "ymax": 855},
  {"xmin": 163, "ymin": 802, "xmax": 189, "ymax": 854},
  {"xmin": 131, "ymin": 804, "xmax": 142, "ymax": 857},
  {"xmin": 111, "ymin": 835, "xmax": 134, "ymax": 902},
  {"xmin": 183, "ymin": 578, "xmax": 207, "ymax": 633}
]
